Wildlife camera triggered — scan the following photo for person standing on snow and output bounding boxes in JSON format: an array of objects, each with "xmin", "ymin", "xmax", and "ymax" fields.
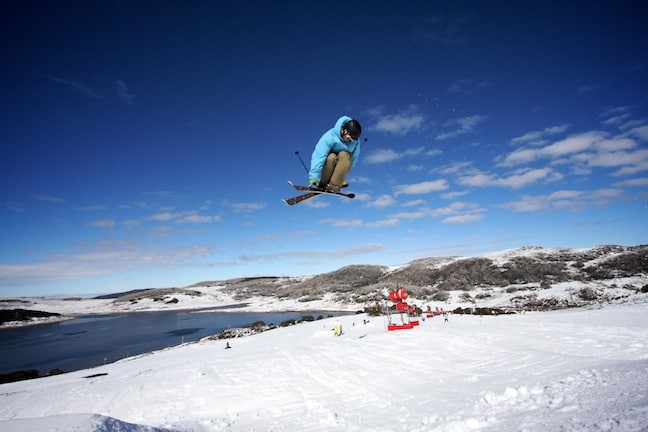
[{"xmin": 308, "ymin": 116, "xmax": 362, "ymax": 193}]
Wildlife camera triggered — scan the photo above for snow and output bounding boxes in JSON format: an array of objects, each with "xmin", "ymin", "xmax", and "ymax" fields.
[
  {"xmin": 1, "ymin": 303, "xmax": 647, "ymax": 431},
  {"xmin": 0, "ymin": 294, "xmax": 360, "ymax": 329},
  {"xmin": 1, "ymin": 290, "xmax": 363, "ymax": 320},
  {"xmin": 481, "ymin": 246, "xmax": 548, "ymax": 266},
  {"xmin": 6, "ymin": 271, "xmax": 645, "ymax": 328}
]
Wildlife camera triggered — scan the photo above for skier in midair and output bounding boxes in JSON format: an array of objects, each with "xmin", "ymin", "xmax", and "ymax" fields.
[{"xmin": 308, "ymin": 116, "xmax": 362, "ymax": 193}]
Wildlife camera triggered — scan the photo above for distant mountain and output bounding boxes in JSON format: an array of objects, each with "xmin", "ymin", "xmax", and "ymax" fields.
[
  {"xmin": 177, "ymin": 244, "xmax": 647, "ymax": 311},
  {"xmin": 7, "ymin": 245, "xmax": 644, "ymax": 317},
  {"xmin": 93, "ymin": 289, "xmax": 152, "ymax": 300}
]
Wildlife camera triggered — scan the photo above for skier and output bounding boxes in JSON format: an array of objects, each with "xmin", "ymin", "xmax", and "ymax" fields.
[
  {"xmin": 308, "ymin": 116, "xmax": 362, "ymax": 193},
  {"xmin": 333, "ymin": 323, "xmax": 343, "ymax": 336}
]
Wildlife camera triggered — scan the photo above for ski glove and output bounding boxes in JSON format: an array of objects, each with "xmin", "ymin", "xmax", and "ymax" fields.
[{"xmin": 309, "ymin": 179, "xmax": 318, "ymax": 187}]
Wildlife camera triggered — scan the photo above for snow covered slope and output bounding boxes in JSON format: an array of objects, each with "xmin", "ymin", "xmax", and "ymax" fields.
[{"xmin": 1, "ymin": 303, "xmax": 646, "ymax": 431}]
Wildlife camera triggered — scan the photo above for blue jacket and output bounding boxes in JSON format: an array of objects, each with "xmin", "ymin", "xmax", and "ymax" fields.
[{"xmin": 308, "ymin": 116, "xmax": 361, "ymax": 182}]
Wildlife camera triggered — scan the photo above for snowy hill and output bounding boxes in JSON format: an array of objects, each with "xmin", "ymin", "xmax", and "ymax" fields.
[
  {"xmin": 120, "ymin": 244, "xmax": 648, "ymax": 312},
  {"xmin": 1, "ymin": 245, "xmax": 647, "ymax": 431},
  {"xmin": 1, "ymin": 245, "xmax": 647, "ymax": 322},
  {"xmin": 1, "ymin": 304, "xmax": 647, "ymax": 431}
]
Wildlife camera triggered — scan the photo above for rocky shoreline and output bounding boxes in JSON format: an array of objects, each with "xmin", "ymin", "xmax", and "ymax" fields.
[{"xmin": 0, "ymin": 308, "xmax": 63, "ymax": 327}]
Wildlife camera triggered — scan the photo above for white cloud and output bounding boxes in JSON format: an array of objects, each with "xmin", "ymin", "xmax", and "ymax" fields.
[
  {"xmin": 436, "ymin": 115, "xmax": 486, "ymax": 140},
  {"xmin": 43, "ymin": 75, "xmax": 103, "ymax": 99},
  {"xmin": 443, "ymin": 213, "xmax": 484, "ymax": 224},
  {"xmin": 389, "ymin": 209, "xmax": 430, "ymax": 221},
  {"xmin": 495, "ymin": 168, "xmax": 563, "ymax": 189},
  {"xmin": 578, "ymin": 83, "xmax": 600, "ymax": 95},
  {"xmin": 146, "ymin": 210, "xmax": 224, "ymax": 223},
  {"xmin": 589, "ymin": 148, "xmax": 648, "ymax": 169},
  {"xmin": 348, "ymin": 176, "xmax": 371, "ymax": 185},
  {"xmin": 147, "ymin": 212, "xmax": 177, "ymax": 222},
  {"xmin": 458, "ymin": 168, "xmax": 562, "ymax": 189},
  {"xmin": 116, "ymin": 80, "xmax": 135, "ymax": 104},
  {"xmin": 394, "ymin": 180, "xmax": 449, "ymax": 195},
  {"xmin": 543, "ymin": 132, "xmax": 605, "ymax": 158},
  {"xmin": 414, "ymin": 15, "xmax": 468, "ymax": 45},
  {"xmin": 230, "ymin": 202, "xmax": 266, "ymax": 213},
  {"xmin": 441, "ymin": 190, "xmax": 469, "ymax": 199},
  {"xmin": 499, "ymin": 123, "xmax": 648, "ymax": 180},
  {"xmin": 600, "ymin": 106, "xmax": 632, "ymax": 126},
  {"xmin": 510, "ymin": 124, "xmax": 570, "ymax": 145},
  {"xmin": 434, "ymin": 202, "xmax": 485, "ymax": 224},
  {"xmin": 628, "ymin": 125, "xmax": 648, "ymax": 141},
  {"xmin": 457, "ymin": 171, "xmax": 496, "ymax": 187},
  {"xmin": 369, "ymin": 194, "xmax": 397, "ymax": 208},
  {"xmin": 89, "ymin": 218, "xmax": 116, "ymax": 228},
  {"xmin": 365, "ymin": 149, "xmax": 402, "ymax": 164},
  {"xmin": 501, "ymin": 188, "xmax": 625, "ymax": 212},
  {"xmin": 429, "ymin": 201, "xmax": 479, "ymax": 217},
  {"xmin": 0, "ymin": 241, "xmax": 213, "ymax": 286},
  {"xmin": 283, "ymin": 243, "xmax": 387, "ymax": 260},
  {"xmin": 386, "ymin": 201, "xmax": 484, "ymax": 225},
  {"xmin": 373, "ymin": 108, "xmax": 425, "ymax": 136},
  {"xmin": 613, "ymin": 177, "xmax": 648, "ymax": 187},
  {"xmin": 175, "ymin": 214, "xmax": 222, "ymax": 224},
  {"xmin": 611, "ymin": 160, "xmax": 648, "ymax": 176},
  {"xmin": 437, "ymin": 161, "xmax": 473, "ymax": 175},
  {"xmin": 446, "ymin": 78, "xmax": 490, "ymax": 94},
  {"xmin": 365, "ymin": 218, "xmax": 399, "ymax": 227},
  {"xmin": 404, "ymin": 147, "xmax": 425, "ymax": 156},
  {"xmin": 366, "ymin": 146, "xmax": 441, "ymax": 165},
  {"xmin": 402, "ymin": 199, "xmax": 427, "ymax": 207},
  {"xmin": 303, "ymin": 199, "xmax": 330, "ymax": 209},
  {"xmin": 502, "ymin": 132, "xmax": 602, "ymax": 166},
  {"xmin": 380, "ymin": 114, "xmax": 424, "ymax": 134},
  {"xmin": 594, "ymin": 137, "xmax": 636, "ymax": 152},
  {"xmin": 123, "ymin": 219, "xmax": 142, "ymax": 228},
  {"xmin": 4, "ymin": 202, "xmax": 25, "ymax": 212},
  {"xmin": 319, "ymin": 218, "xmax": 364, "ymax": 228},
  {"xmin": 34, "ymin": 195, "xmax": 66, "ymax": 203}
]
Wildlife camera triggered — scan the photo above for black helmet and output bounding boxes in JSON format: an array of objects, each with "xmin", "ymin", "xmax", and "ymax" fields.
[{"xmin": 344, "ymin": 119, "xmax": 362, "ymax": 141}]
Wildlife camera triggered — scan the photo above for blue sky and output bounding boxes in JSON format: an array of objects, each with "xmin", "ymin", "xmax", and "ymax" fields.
[{"xmin": 2, "ymin": 1, "xmax": 647, "ymax": 297}]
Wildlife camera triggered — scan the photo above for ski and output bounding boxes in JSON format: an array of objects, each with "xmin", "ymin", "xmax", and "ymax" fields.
[
  {"xmin": 288, "ymin": 181, "xmax": 356, "ymax": 198},
  {"xmin": 283, "ymin": 191, "xmax": 320, "ymax": 206},
  {"xmin": 283, "ymin": 181, "xmax": 355, "ymax": 206}
]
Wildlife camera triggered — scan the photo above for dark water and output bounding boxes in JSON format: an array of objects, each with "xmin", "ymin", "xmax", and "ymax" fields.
[{"xmin": 0, "ymin": 309, "xmax": 345, "ymax": 375}]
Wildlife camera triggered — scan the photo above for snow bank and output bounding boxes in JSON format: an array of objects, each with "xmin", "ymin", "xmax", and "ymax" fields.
[{"xmin": 1, "ymin": 303, "xmax": 646, "ymax": 431}]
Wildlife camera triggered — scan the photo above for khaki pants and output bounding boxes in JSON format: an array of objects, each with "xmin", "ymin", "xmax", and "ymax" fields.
[{"xmin": 319, "ymin": 151, "xmax": 351, "ymax": 188}]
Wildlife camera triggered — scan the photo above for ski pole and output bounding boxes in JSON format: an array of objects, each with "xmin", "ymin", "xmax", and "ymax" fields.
[{"xmin": 294, "ymin": 151, "xmax": 309, "ymax": 174}]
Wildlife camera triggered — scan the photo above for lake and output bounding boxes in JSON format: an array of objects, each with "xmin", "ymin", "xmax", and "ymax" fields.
[{"xmin": 0, "ymin": 309, "xmax": 346, "ymax": 375}]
